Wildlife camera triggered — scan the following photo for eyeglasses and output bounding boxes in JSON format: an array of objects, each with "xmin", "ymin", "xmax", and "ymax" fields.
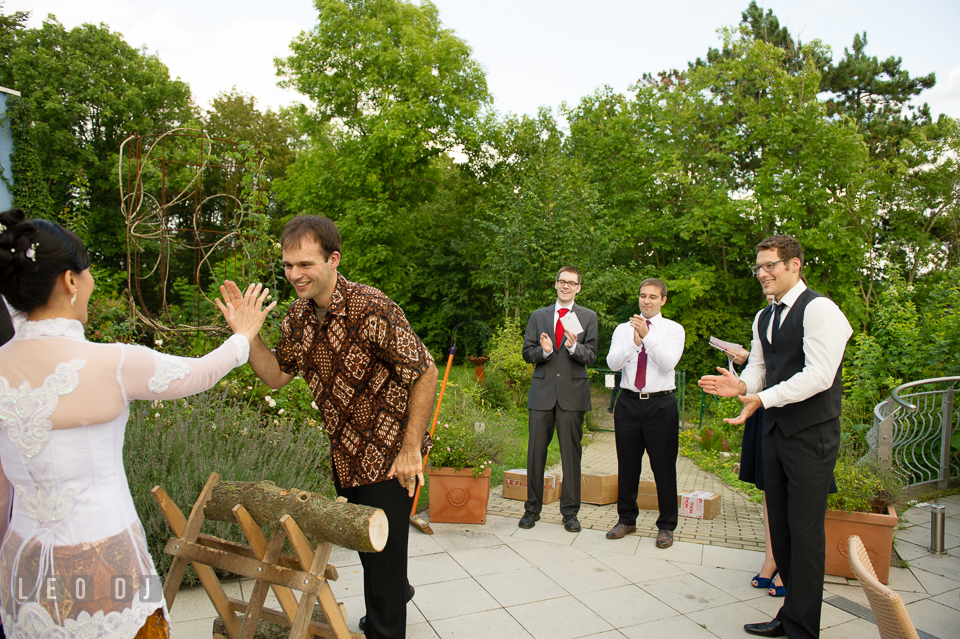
[
  {"xmin": 556, "ymin": 279, "xmax": 581, "ymax": 289},
  {"xmin": 750, "ymin": 259, "xmax": 784, "ymax": 275}
]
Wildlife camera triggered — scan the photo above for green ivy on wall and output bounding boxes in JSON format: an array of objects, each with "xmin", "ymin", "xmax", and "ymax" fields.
[{"xmin": 4, "ymin": 96, "xmax": 54, "ymax": 218}]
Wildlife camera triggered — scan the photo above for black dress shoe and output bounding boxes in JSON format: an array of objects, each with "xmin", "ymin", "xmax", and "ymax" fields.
[
  {"xmin": 359, "ymin": 584, "xmax": 415, "ymax": 631},
  {"xmin": 518, "ymin": 512, "xmax": 540, "ymax": 529},
  {"xmin": 743, "ymin": 619, "xmax": 786, "ymax": 637},
  {"xmin": 563, "ymin": 515, "xmax": 581, "ymax": 533}
]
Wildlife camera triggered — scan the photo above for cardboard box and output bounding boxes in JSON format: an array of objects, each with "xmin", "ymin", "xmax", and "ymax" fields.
[
  {"xmin": 636, "ymin": 479, "xmax": 682, "ymax": 510},
  {"xmin": 679, "ymin": 491, "xmax": 722, "ymax": 520},
  {"xmin": 581, "ymin": 473, "xmax": 617, "ymax": 505},
  {"xmin": 502, "ymin": 469, "xmax": 561, "ymax": 504}
]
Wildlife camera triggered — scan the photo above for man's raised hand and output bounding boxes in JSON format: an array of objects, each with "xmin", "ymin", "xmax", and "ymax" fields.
[
  {"xmin": 539, "ymin": 332, "xmax": 553, "ymax": 354},
  {"xmin": 723, "ymin": 394, "xmax": 762, "ymax": 425},
  {"xmin": 697, "ymin": 367, "xmax": 746, "ymax": 398}
]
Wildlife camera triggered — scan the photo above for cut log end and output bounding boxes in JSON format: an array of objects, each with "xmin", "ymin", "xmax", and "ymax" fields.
[{"xmin": 369, "ymin": 510, "xmax": 389, "ymax": 552}]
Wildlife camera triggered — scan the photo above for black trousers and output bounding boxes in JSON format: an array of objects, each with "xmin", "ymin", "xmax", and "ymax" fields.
[
  {"xmin": 335, "ymin": 477, "xmax": 414, "ymax": 639},
  {"xmin": 526, "ymin": 406, "xmax": 584, "ymax": 517},
  {"xmin": 613, "ymin": 392, "xmax": 679, "ymax": 531},
  {"xmin": 763, "ymin": 418, "xmax": 840, "ymax": 639}
]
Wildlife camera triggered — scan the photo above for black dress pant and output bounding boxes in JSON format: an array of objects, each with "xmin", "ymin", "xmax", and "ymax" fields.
[
  {"xmin": 613, "ymin": 392, "xmax": 679, "ymax": 531},
  {"xmin": 335, "ymin": 476, "xmax": 414, "ymax": 639},
  {"xmin": 763, "ymin": 418, "xmax": 840, "ymax": 639},
  {"xmin": 526, "ymin": 406, "xmax": 584, "ymax": 517}
]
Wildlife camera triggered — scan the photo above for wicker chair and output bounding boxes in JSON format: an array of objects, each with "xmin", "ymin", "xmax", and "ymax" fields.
[{"xmin": 847, "ymin": 535, "xmax": 919, "ymax": 639}]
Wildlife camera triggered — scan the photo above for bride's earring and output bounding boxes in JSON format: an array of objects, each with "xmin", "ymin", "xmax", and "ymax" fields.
[{"xmin": 71, "ymin": 290, "xmax": 77, "ymax": 308}]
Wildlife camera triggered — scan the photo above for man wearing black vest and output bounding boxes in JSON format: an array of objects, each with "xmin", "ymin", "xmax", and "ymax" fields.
[{"xmin": 699, "ymin": 236, "xmax": 852, "ymax": 639}]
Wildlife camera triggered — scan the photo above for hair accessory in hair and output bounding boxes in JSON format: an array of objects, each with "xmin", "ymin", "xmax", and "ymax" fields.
[
  {"xmin": 0, "ymin": 223, "xmax": 6, "ymax": 233},
  {"xmin": 26, "ymin": 243, "xmax": 38, "ymax": 262}
]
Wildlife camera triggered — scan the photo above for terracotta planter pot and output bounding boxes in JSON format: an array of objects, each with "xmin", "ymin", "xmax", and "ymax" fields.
[
  {"xmin": 426, "ymin": 466, "xmax": 491, "ymax": 525},
  {"xmin": 824, "ymin": 505, "xmax": 898, "ymax": 584}
]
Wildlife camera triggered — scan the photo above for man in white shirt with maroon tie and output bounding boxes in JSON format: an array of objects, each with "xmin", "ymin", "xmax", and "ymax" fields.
[{"xmin": 605, "ymin": 278, "xmax": 686, "ymax": 548}]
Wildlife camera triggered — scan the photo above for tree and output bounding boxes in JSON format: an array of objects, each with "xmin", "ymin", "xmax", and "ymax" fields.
[
  {"xmin": 0, "ymin": 15, "xmax": 194, "ymax": 265},
  {"xmin": 275, "ymin": 0, "xmax": 491, "ymax": 299},
  {"xmin": 477, "ymin": 109, "xmax": 607, "ymax": 322},
  {"xmin": 822, "ymin": 32, "xmax": 936, "ymax": 159}
]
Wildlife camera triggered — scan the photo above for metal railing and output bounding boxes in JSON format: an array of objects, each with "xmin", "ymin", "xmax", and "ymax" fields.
[{"xmin": 871, "ymin": 376, "xmax": 959, "ymax": 490}]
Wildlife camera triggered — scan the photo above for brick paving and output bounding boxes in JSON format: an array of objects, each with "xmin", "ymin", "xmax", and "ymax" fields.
[{"xmin": 487, "ymin": 406, "xmax": 767, "ymax": 551}]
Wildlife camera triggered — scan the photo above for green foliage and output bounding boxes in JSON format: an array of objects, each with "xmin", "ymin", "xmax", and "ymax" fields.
[
  {"xmin": 428, "ymin": 367, "xmax": 529, "ymax": 484},
  {"xmin": 4, "ymin": 96, "xmax": 55, "ymax": 218},
  {"xmin": 843, "ymin": 271, "xmax": 960, "ymax": 430},
  {"xmin": 0, "ymin": 15, "xmax": 194, "ymax": 266},
  {"xmin": 486, "ymin": 319, "xmax": 533, "ymax": 407},
  {"xmin": 679, "ymin": 429, "xmax": 761, "ymax": 502},
  {"xmin": 276, "ymin": 0, "xmax": 492, "ymax": 303},
  {"xmin": 124, "ymin": 392, "xmax": 333, "ymax": 585},
  {"xmin": 828, "ymin": 455, "xmax": 903, "ymax": 513}
]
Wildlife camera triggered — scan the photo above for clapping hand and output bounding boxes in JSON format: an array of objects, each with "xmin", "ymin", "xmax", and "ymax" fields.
[
  {"xmin": 539, "ymin": 332, "xmax": 553, "ymax": 354},
  {"xmin": 216, "ymin": 281, "xmax": 277, "ymax": 342}
]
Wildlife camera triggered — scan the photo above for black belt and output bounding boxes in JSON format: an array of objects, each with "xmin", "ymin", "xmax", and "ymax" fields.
[{"xmin": 622, "ymin": 389, "xmax": 674, "ymax": 400}]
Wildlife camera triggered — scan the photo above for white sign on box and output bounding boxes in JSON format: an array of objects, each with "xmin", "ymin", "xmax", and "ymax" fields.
[
  {"xmin": 559, "ymin": 311, "xmax": 584, "ymax": 336},
  {"xmin": 679, "ymin": 491, "xmax": 715, "ymax": 519}
]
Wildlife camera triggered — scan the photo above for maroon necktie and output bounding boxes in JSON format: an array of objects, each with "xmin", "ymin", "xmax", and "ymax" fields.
[
  {"xmin": 556, "ymin": 308, "xmax": 568, "ymax": 348},
  {"xmin": 634, "ymin": 319, "xmax": 651, "ymax": 390}
]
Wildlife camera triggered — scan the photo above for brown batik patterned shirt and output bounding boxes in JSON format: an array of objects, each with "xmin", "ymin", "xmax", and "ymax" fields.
[{"xmin": 274, "ymin": 273, "xmax": 435, "ymax": 487}]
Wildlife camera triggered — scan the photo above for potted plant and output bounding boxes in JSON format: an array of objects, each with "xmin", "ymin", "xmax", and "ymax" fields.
[
  {"xmin": 824, "ymin": 455, "xmax": 903, "ymax": 584},
  {"xmin": 426, "ymin": 422, "xmax": 494, "ymax": 524}
]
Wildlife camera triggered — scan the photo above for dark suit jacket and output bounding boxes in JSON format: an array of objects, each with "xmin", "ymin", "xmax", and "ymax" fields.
[
  {"xmin": 522, "ymin": 303, "xmax": 598, "ymax": 412},
  {"xmin": 0, "ymin": 298, "xmax": 14, "ymax": 347}
]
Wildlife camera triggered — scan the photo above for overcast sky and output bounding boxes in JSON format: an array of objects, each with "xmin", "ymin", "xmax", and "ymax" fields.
[{"xmin": 7, "ymin": 0, "xmax": 960, "ymax": 120}]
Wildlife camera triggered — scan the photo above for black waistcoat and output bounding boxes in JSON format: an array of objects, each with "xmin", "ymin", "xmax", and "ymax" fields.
[{"xmin": 758, "ymin": 288, "xmax": 843, "ymax": 437}]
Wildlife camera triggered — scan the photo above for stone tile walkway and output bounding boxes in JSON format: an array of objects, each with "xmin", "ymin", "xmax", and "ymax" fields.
[
  {"xmin": 488, "ymin": 412, "xmax": 766, "ymax": 550},
  {"xmin": 169, "ymin": 414, "xmax": 960, "ymax": 638}
]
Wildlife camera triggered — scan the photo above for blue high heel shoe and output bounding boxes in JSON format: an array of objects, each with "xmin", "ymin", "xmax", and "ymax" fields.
[{"xmin": 751, "ymin": 569, "xmax": 778, "ymax": 589}]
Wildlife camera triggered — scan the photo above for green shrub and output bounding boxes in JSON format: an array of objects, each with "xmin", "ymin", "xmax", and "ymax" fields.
[
  {"xmin": 422, "ymin": 366, "xmax": 536, "ymax": 499},
  {"xmin": 487, "ymin": 319, "xmax": 533, "ymax": 407},
  {"xmin": 828, "ymin": 455, "xmax": 903, "ymax": 513},
  {"xmin": 124, "ymin": 391, "xmax": 334, "ymax": 586}
]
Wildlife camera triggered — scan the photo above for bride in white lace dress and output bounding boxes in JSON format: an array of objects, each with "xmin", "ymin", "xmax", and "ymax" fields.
[{"xmin": 0, "ymin": 209, "xmax": 276, "ymax": 638}]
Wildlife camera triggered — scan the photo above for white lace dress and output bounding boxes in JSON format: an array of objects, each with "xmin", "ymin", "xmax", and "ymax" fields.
[{"xmin": 0, "ymin": 318, "xmax": 249, "ymax": 638}]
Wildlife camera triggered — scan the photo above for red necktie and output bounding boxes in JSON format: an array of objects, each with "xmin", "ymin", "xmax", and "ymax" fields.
[
  {"xmin": 556, "ymin": 308, "xmax": 568, "ymax": 348},
  {"xmin": 634, "ymin": 319, "xmax": 651, "ymax": 390}
]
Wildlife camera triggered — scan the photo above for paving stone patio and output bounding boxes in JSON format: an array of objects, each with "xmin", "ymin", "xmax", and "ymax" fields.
[{"xmin": 169, "ymin": 411, "xmax": 960, "ymax": 638}]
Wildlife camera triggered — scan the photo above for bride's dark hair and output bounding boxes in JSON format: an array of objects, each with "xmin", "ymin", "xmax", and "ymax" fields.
[{"xmin": 0, "ymin": 209, "xmax": 91, "ymax": 313}]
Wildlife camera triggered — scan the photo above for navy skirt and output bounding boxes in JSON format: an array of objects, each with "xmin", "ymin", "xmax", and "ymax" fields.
[{"xmin": 738, "ymin": 406, "xmax": 837, "ymax": 494}]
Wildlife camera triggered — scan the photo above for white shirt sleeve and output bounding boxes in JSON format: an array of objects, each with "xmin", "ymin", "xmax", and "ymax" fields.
[
  {"xmin": 119, "ymin": 334, "xmax": 250, "ymax": 401},
  {"xmin": 642, "ymin": 321, "xmax": 685, "ymax": 373},
  {"xmin": 740, "ymin": 311, "xmax": 767, "ymax": 395},
  {"xmin": 751, "ymin": 298, "xmax": 853, "ymax": 408},
  {"xmin": 606, "ymin": 323, "xmax": 642, "ymax": 372}
]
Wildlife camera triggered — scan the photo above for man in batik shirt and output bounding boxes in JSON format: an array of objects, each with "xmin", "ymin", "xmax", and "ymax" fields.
[{"xmin": 225, "ymin": 215, "xmax": 438, "ymax": 639}]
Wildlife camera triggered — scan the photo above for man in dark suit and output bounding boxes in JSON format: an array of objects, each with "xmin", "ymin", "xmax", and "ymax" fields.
[
  {"xmin": 520, "ymin": 266, "xmax": 598, "ymax": 532},
  {"xmin": 699, "ymin": 236, "xmax": 852, "ymax": 639}
]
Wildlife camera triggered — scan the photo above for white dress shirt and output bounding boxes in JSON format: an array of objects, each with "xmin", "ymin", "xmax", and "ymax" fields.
[
  {"xmin": 740, "ymin": 281, "xmax": 853, "ymax": 408},
  {"xmin": 606, "ymin": 313, "xmax": 685, "ymax": 392},
  {"xmin": 545, "ymin": 300, "xmax": 578, "ymax": 356}
]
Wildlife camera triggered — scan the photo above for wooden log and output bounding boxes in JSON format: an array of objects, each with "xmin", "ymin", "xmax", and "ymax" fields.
[{"xmin": 204, "ymin": 481, "xmax": 388, "ymax": 553}]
